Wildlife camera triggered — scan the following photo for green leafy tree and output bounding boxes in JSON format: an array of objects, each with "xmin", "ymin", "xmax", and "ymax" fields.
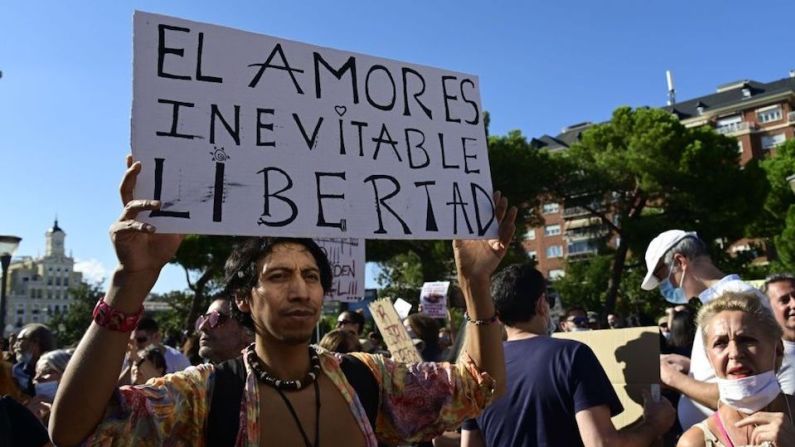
[
  {"xmin": 170, "ymin": 235, "xmax": 238, "ymax": 336},
  {"xmin": 49, "ymin": 282, "xmax": 104, "ymax": 347},
  {"xmin": 756, "ymin": 140, "xmax": 795, "ymax": 270},
  {"xmin": 549, "ymin": 106, "xmax": 767, "ymax": 315},
  {"xmin": 554, "ymin": 254, "xmax": 666, "ymax": 321},
  {"xmin": 151, "ymin": 290, "xmax": 195, "ymax": 341}
]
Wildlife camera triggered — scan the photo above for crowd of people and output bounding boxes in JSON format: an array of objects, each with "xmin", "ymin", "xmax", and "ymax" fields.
[{"xmin": 0, "ymin": 160, "xmax": 793, "ymax": 447}]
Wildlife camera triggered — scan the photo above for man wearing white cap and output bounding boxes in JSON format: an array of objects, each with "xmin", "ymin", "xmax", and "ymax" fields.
[{"xmin": 641, "ymin": 230, "xmax": 770, "ymax": 431}]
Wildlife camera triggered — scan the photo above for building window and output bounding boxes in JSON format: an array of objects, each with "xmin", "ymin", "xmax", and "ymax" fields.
[
  {"xmin": 55, "ymin": 277, "xmax": 61, "ymax": 286},
  {"xmin": 549, "ymin": 269, "xmax": 565, "ymax": 280},
  {"xmin": 63, "ymin": 278, "xmax": 68, "ymax": 287},
  {"xmin": 47, "ymin": 278, "xmax": 52, "ymax": 286},
  {"xmin": 544, "ymin": 224, "xmax": 561, "ymax": 236},
  {"xmin": 528, "ymin": 250, "xmax": 537, "ymax": 260},
  {"xmin": 546, "ymin": 245, "xmax": 563, "ymax": 258},
  {"xmin": 525, "ymin": 229, "xmax": 536, "ymax": 240},
  {"xmin": 757, "ymin": 105, "xmax": 782, "ymax": 124},
  {"xmin": 737, "ymin": 141, "xmax": 744, "ymax": 153},
  {"xmin": 542, "ymin": 203, "xmax": 560, "ymax": 214},
  {"xmin": 761, "ymin": 133, "xmax": 786, "ymax": 150}
]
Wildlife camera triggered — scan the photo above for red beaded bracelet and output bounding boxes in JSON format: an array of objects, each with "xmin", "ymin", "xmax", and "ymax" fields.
[{"xmin": 92, "ymin": 297, "xmax": 144, "ymax": 332}]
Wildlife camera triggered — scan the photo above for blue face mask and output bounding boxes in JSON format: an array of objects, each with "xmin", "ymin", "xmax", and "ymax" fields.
[{"xmin": 659, "ymin": 264, "xmax": 688, "ymax": 304}]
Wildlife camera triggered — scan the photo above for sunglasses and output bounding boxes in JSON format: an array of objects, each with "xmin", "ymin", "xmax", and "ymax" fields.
[
  {"xmin": 195, "ymin": 311, "xmax": 230, "ymax": 332},
  {"xmin": 566, "ymin": 316, "xmax": 589, "ymax": 326}
]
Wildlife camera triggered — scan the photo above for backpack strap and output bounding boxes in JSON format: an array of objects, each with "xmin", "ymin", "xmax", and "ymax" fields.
[
  {"xmin": 339, "ymin": 354, "xmax": 380, "ymax": 430},
  {"xmin": 207, "ymin": 357, "xmax": 246, "ymax": 447}
]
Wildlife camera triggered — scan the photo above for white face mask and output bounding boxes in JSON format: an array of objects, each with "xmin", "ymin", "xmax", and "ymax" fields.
[
  {"xmin": 34, "ymin": 380, "xmax": 59, "ymax": 401},
  {"xmin": 717, "ymin": 369, "xmax": 780, "ymax": 414}
]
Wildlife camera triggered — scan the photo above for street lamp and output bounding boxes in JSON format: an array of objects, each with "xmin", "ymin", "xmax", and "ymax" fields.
[{"xmin": 0, "ymin": 235, "xmax": 22, "ymax": 337}]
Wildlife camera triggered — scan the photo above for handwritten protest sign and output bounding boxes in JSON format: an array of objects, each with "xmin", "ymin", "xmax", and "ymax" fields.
[
  {"xmin": 315, "ymin": 238, "xmax": 364, "ymax": 302},
  {"xmin": 419, "ymin": 281, "xmax": 449, "ymax": 318},
  {"xmin": 132, "ymin": 11, "xmax": 496, "ymax": 240},
  {"xmin": 368, "ymin": 298, "xmax": 421, "ymax": 363},
  {"xmin": 555, "ymin": 327, "xmax": 661, "ymax": 430}
]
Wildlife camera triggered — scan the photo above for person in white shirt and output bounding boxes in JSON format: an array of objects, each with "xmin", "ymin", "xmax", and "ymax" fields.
[
  {"xmin": 760, "ymin": 273, "xmax": 795, "ymax": 395},
  {"xmin": 641, "ymin": 230, "xmax": 791, "ymax": 430},
  {"xmin": 133, "ymin": 316, "xmax": 191, "ymax": 373}
]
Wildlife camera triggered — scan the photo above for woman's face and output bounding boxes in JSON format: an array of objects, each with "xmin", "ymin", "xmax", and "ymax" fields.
[
  {"xmin": 131, "ymin": 358, "xmax": 163, "ymax": 385},
  {"xmin": 704, "ymin": 310, "xmax": 779, "ymax": 379}
]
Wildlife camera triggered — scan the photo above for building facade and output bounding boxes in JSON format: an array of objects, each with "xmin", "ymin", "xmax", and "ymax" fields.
[
  {"xmin": 3, "ymin": 220, "xmax": 82, "ymax": 333},
  {"xmin": 528, "ymin": 72, "xmax": 795, "ymax": 277}
]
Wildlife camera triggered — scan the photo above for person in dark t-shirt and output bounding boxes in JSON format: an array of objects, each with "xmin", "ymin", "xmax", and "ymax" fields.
[{"xmin": 461, "ymin": 264, "xmax": 675, "ymax": 447}]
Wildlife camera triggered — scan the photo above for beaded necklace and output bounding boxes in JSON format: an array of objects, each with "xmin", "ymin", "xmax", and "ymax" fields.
[{"xmin": 245, "ymin": 344, "xmax": 322, "ymax": 447}]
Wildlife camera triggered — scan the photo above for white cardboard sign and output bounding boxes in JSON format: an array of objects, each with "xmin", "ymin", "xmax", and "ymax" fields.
[
  {"xmin": 315, "ymin": 238, "xmax": 365, "ymax": 302},
  {"xmin": 419, "ymin": 281, "xmax": 450, "ymax": 318},
  {"xmin": 132, "ymin": 11, "xmax": 496, "ymax": 240}
]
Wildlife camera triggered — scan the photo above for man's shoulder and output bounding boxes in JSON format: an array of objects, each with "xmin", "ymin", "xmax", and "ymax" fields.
[{"xmin": 510, "ymin": 335, "xmax": 589, "ymax": 351}]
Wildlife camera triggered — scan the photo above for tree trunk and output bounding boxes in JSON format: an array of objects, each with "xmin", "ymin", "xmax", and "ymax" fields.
[{"xmin": 604, "ymin": 235, "xmax": 629, "ymax": 316}]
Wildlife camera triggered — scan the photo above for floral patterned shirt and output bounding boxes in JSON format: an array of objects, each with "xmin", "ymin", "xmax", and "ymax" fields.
[{"xmin": 84, "ymin": 348, "xmax": 495, "ymax": 446}]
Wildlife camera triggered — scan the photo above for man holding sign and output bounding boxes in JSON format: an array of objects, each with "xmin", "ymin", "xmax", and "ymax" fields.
[{"xmin": 49, "ymin": 156, "xmax": 514, "ymax": 446}]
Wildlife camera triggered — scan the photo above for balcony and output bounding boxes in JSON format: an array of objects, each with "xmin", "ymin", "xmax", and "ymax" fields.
[
  {"xmin": 565, "ymin": 226, "xmax": 607, "ymax": 241},
  {"xmin": 567, "ymin": 240, "xmax": 599, "ymax": 258},
  {"xmin": 716, "ymin": 121, "xmax": 756, "ymax": 136},
  {"xmin": 567, "ymin": 247, "xmax": 598, "ymax": 258}
]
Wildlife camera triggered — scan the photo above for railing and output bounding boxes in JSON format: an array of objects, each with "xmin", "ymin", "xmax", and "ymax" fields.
[
  {"xmin": 567, "ymin": 247, "xmax": 598, "ymax": 257},
  {"xmin": 563, "ymin": 206, "xmax": 591, "ymax": 218},
  {"xmin": 716, "ymin": 121, "xmax": 756, "ymax": 135},
  {"xmin": 565, "ymin": 228, "xmax": 607, "ymax": 241}
]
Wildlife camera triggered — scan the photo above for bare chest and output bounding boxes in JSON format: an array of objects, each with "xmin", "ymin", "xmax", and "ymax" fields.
[{"xmin": 257, "ymin": 376, "xmax": 367, "ymax": 447}]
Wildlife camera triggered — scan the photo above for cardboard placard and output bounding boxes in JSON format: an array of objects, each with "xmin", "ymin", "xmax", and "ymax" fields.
[
  {"xmin": 419, "ymin": 281, "xmax": 450, "ymax": 318},
  {"xmin": 132, "ymin": 11, "xmax": 495, "ymax": 240},
  {"xmin": 315, "ymin": 238, "xmax": 364, "ymax": 302},
  {"xmin": 554, "ymin": 327, "xmax": 661, "ymax": 430},
  {"xmin": 368, "ymin": 298, "xmax": 422, "ymax": 363}
]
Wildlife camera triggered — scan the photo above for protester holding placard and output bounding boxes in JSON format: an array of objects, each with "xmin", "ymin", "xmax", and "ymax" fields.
[{"xmin": 48, "ymin": 156, "xmax": 514, "ymax": 446}]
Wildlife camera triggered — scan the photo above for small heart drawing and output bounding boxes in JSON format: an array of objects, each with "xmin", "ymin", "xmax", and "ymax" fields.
[{"xmin": 334, "ymin": 105, "xmax": 347, "ymax": 117}]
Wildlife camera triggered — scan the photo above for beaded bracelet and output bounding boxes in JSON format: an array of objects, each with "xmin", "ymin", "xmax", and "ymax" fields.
[
  {"xmin": 464, "ymin": 312, "xmax": 499, "ymax": 325},
  {"xmin": 92, "ymin": 297, "xmax": 144, "ymax": 332}
]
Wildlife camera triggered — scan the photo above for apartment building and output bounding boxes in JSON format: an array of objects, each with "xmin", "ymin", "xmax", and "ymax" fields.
[{"xmin": 527, "ymin": 72, "xmax": 795, "ymax": 277}]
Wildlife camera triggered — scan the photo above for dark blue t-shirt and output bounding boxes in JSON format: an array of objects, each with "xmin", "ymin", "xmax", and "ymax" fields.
[{"xmin": 462, "ymin": 336, "xmax": 622, "ymax": 447}]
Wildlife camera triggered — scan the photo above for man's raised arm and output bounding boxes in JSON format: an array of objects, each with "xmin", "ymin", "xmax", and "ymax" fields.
[
  {"xmin": 49, "ymin": 156, "xmax": 183, "ymax": 446},
  {"xmin": 453, "ymin": 191, "xmax": 516, "ymax": 398}
]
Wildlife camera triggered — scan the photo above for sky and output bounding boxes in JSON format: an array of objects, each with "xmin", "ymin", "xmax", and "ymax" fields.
[{"xmin": 2, "ymin": 0, "xmax": 795, "ymax": 293}]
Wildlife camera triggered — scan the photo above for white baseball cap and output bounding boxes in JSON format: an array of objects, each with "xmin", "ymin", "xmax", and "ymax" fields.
[{"xmin": 641, "ymin": 230, "xmax": 698, "ymax": 291}]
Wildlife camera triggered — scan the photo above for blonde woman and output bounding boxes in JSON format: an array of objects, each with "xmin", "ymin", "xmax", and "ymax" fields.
[{"xmin": 678, "ymin": 292, "xmax": 795, "ymax": 447}]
